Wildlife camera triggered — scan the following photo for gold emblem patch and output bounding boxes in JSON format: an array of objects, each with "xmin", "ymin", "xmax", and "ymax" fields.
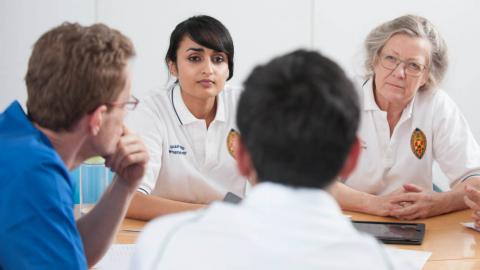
[
  {"xmin": 410, "ymin": 128, "xmax": 427, "ymax": 159},
  {"xmin": 226, "ymin": 129, "xmax": 240, "ymax": 159}
]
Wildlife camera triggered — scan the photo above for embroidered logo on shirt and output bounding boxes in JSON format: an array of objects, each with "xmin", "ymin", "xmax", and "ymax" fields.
[
  {"xmin": 226, "ymin": 129, "xmax": 240, "ymax": 159},
  {"xmin": 169, "ymin": 144, "xmax": 187, "ymax": 155},
  {"xmin": 410, "ymin": 128, "xmax": 426, "ymax": 159}
]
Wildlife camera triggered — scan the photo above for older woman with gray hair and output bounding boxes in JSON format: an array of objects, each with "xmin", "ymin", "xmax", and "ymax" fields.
[{"xmin": 331, "ymin": 14, "xmax": 480, "ymax": 220}]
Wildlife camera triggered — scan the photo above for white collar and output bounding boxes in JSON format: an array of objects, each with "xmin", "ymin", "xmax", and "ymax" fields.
[
  {"xmin": 243, "ymin": 182, "xmax": 344, "ymax": 218},
  {"xmin": 170, "ymin": 84, "xmax": 226, "ymax": 125},
  {"xmin": 362, "ymin": 78, "xmax": 416, "ymax": 119}
]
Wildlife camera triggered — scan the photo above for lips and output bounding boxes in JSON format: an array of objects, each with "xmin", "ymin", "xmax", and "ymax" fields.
[
  {"xmin": 198, "ymin": 79, "xmax": 214, "ymax": 88},
  {"xmin": 386, "ymin": 82, "xmax": 404, "ymax": 89}
]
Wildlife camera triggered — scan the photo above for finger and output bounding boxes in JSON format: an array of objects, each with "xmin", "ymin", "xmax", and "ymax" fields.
[
  {"xmin": 107, "ymin": 137, "xmax": 134, "ymax": 171},
  {"xmin": 390, "ymin": 202, "xmax": 404, "ymax": 210},
  {"xmin": 471, "ymin": 211, "xmax": 480, "ymax": 220},
  {"xmin": 403, "ymin": 183, "xmax": 423, "ymax": 193},
  {"xmin": 398, "ymin": 201, "xmax": 413, "ymax": 208},
  {"xmin": 118, "ymin": 151, "xmax": 149, "ymax": 175},
  {"xmin": 465, "ymin": 184, "xmax": 480, "ymax": 203},
  {"xmin": 404, "ymin": 202, "xmax": 414, "ymax": 207},
  {"xmin": 114, "ymin": 140, "xmax": 148, "ymax": 172},
  {"xmin": 389, "ymin": 187, "xmax": 406, "ymax": 195},
  {"xmin": 108, "ymin": 147, "xmax": 127, "ymax": 173},
  {"xmin": 110, "ymin": 141, "xmax": 131, "ymax": 172},
  {"xmin": 390, "ymin": 204, "xmax": 419, "ymax": 217},
  {"xmin": 400, "ymin": 212, "xmax": 423, "ymax": 221},
  {"xmin": 122, "ymin": 124, "xmax": 131, "ymax": 136},
  {"xmin": 109, "ymin": 135, "xmax": 144, "ymax": 171},
  {"xmin": 390, "ymin": 193, "xmax": 420, "ymax": 204},
  {"xmin": 473, "ymin": 217, "xmax": 480, "ymax": 229},
  {"xmin": 464, "ymin": 195, "xmax": 480, "ymax": 211},
  {"xmin": 118, "ymin": 133, "xmax": 143, "ymax": 147}
]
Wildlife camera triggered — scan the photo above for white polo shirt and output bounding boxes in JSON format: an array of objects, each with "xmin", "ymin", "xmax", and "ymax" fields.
[
  {"xmin": 130, "ymin": 182, "xmax": 416, "ymax": 270},
  {"xmin": 345, "ymin": 79, "xmax": 480, "ymax": 195},
  {"xmin": 126, "ymin": 84, "xmax": 248, "ymax": 203}
]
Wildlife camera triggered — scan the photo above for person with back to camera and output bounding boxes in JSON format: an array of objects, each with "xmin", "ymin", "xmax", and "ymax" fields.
[
  {"xmin": 126, "ymin": 15, "xmax": 249, "ymax": 221},
  {"xmin": 331, "ymin": 14, "xmax": 480, "ymax": 220},
  {"xmin": 0, "ymin": 22, "xmax": 149, "ymax": 269},
  {"xmin": 130, "ymin": 49, "xmax": 416, "ymax": 270}
]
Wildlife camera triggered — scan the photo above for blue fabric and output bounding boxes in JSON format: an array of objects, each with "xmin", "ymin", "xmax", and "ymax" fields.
[
  {"xmin": 71, "ymin": 169, "xmax": 81, "ymax": 204},
  {"xmin": 0, "ymin": 101, "xmax": 87, "ymax": 270}
]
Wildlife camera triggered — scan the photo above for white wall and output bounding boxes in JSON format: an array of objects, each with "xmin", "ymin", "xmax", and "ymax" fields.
[
  {"xmin": 312, "ymin": 0, "xmax": 480, "ymax": 189},
  {"xmin": 313, "ymin": 0, "xmax": 480, "ymax": 137},
  {"xmin": 96, "ymin": 0, "xmax": 312, "ymax": 96},
  {"xmin": 0, "ymin": 0, "xmax": 95, "ymax": 110},
  {"xmin": 2, "ymin": 0, "xmax": 479, "ymax": 188}
]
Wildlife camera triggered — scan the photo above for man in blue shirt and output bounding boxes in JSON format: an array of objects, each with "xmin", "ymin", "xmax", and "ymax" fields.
[{"xmin": 0, "ymin": 22, "xmax": 149, "ymax": 269}]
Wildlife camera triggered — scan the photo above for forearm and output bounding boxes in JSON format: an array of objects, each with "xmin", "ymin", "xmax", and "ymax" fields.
[
  {"xmin": 76, "ymin": 177, "xmax": 135, "ymax": 267},
  {"xmin": 329, "ymin": 182, "xmax": 377, "ymax": 214},
  {"xmin": 439, "ymin": 176, "xmax": 480, "ymax": 214},
  {"xmin": 126, "ymin": 191, "xmax": 205, "ymax": 221}
]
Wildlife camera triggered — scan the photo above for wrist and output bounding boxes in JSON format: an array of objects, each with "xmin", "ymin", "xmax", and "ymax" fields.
[
  {"xmin": 433, "ymin": 191, "xmax": 455, "ymax": 215},
  {"xmin": 359, "ymin": 193, "xmax": 377, "ymax": 214},
  {"xmin": 111, "ymin": 175, "xmax": 138, "ymax": 197}
]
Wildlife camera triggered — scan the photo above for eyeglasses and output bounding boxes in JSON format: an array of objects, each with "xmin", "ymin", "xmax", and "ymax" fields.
[
  {"xmin": 106, "ymin": 95, "xmax": 139, "ymax": 111},
  {"xmin": 379, "ymin": 53, "xmax": 427, "ymax": 77}
]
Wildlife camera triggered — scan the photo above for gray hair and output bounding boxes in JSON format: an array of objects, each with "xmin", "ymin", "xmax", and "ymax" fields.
[{"xmin": 364, "ymin": 15, "xmax": 448, "ymax": 91}]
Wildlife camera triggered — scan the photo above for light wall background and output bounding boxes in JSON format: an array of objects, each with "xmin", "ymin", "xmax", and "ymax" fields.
[{"xmin": 2, "ymin": 0, "xmax": 479, "ymax": 189}]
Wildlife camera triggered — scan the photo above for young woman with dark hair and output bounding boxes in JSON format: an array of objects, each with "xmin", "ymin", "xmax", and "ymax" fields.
[{"xmin": 126, "ymin": 15, "xmax": 249, "ymax": 220}]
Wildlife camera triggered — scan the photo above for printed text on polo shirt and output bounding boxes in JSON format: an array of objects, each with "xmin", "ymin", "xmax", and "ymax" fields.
[{"xmin": 169, "ymin": 145, "xmax": 187, "ymax": 155}]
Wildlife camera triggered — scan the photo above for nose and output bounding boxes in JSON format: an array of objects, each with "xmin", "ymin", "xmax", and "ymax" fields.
[
  {"xmin": 202, "ymin": 59, "xmax": 214, "ymax": 75},
  {"xmin": 391, "ymin": 62, "xmax": 406, "ymax": 79}
]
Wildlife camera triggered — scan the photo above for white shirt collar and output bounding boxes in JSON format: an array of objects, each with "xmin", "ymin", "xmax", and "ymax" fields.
[
  {"xmin": 362, "ymin": 78, "xmax": 416, "ymax": 119},
  {"xmin": 243, "ymin": 182, "xmax": 343, "ymax": 218},
  {"xmin": 171, "ymin": 84, "xmax": 226, "ymax": 125}
]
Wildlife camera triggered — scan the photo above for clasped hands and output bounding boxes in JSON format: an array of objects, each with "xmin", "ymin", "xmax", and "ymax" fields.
[
  {"xmin": 376, "ymin": 182, "xmax": 480, "ymax": 224},
  {"xmin": 369, "ymin": 183, "xmax": 441, "ymax": 220}
]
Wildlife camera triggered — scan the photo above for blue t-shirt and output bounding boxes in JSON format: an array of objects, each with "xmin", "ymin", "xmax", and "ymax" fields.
[{"xmin": 0, "ymin": 101, "xmax": 87, "ymax": 269}]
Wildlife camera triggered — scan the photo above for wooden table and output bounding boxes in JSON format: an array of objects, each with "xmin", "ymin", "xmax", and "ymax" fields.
[
  {"xmin": 115, "ymin": 210, "xmax": 480, "ymax": 269},
  {"xmin": 115, "ymin": 218, "xmax": 145, "ymax": 244},
  {"xmin": 346, "ymin": 209, "xmax": 480, "ymax": 270}
]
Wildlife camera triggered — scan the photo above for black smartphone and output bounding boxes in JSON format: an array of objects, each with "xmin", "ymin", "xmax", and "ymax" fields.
[
  {"xmin": 223, "ymin": 192, "xmax": 242, "ymax": 204},
  {"xmin": 352, "ymin": 221, "xmax": 425, "ymax": 245}
]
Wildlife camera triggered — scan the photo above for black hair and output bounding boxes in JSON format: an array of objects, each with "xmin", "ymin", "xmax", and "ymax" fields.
[
  {"xmin": 237, "ymin": 49, "xmax": 360, "ymax": 189},
  {"xmin": 165, "ymin": 15, "xmax": 234, "ymax": 80}
]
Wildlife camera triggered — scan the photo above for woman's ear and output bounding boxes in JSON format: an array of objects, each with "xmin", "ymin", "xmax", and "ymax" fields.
[
  {"xmin": 420, "ymin": 72, "xmax": 430, "ymax": 88},
  {"xmin": 168, "ymin": 60, "xmax": 178, "ymax": 77},
  {"xmin": 88, "ymin": 105, "xmax": 108, "ymax": 136}
]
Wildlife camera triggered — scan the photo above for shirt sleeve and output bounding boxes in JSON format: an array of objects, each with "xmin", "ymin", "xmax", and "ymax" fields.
[
  {"xmin": 432, "ymin": 90, "xmax": 480, "ymax": 187},
  {"xmin": 125, "ymin": 95, "xmax": 164, "ymax": 195},
  {"xmin": 0, "ymin": 161, "xmax": 87, "ymax": 270}
]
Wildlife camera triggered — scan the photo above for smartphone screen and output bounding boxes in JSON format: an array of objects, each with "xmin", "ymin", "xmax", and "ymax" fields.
[
  {"xmin": 353, "ymin": 222, "xmax": 418, "ymax": 239},
  {"xmin": 352, "ymin": 221, "xmax": 425, "ymax": 245}
]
